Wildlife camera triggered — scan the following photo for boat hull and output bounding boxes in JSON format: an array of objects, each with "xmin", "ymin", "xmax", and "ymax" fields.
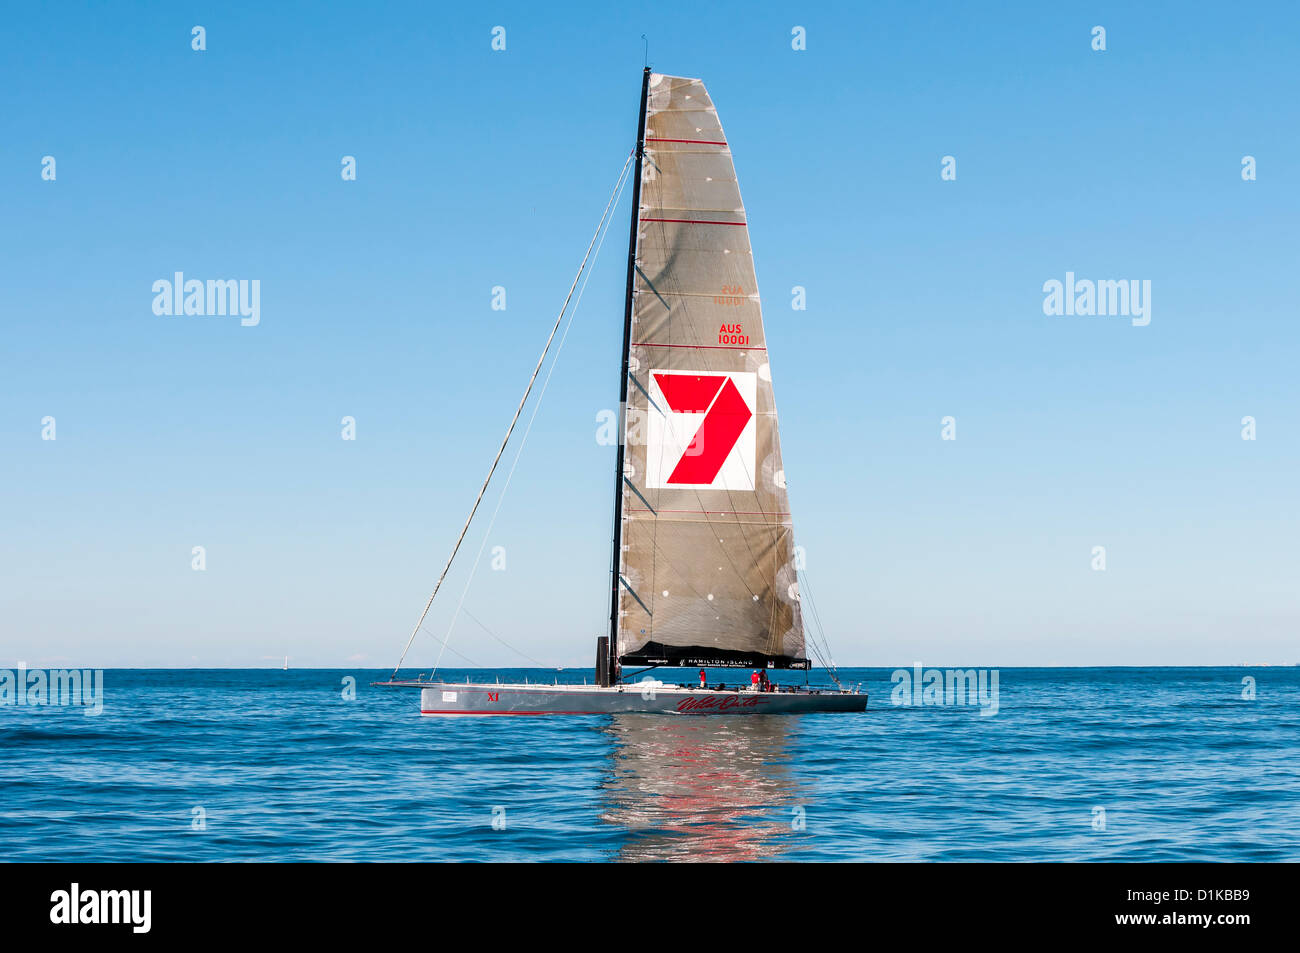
[{"xmin": 385, "ymin": 681, "xmax": 867, "ymax": 716}]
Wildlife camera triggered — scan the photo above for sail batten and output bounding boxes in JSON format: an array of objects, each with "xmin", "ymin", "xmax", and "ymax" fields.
[{"xmin": 615, "ymin": 73, "xmax": 807, "ymax": 671}]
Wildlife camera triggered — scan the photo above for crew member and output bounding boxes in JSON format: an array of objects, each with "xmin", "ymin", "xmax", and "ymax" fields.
[{"xmin": 698, "ymin": 668, "xmax": 706, "ymax": 688}]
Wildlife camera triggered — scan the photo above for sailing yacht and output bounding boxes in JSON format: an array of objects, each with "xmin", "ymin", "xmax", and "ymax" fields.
[{"xmin": 378, "ymin": 70, "xmax": 866, "ymax": 715}]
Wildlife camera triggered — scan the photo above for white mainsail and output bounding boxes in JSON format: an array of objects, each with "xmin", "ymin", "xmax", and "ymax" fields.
[{"xmin": 615, "ymin": 73, "xmax": 806, "ymax": 670}]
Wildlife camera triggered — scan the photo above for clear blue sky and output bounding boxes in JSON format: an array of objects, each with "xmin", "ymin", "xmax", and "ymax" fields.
[{"xmin": 2, "ymin": 1, "xmax": 1296, "ymax": 668}]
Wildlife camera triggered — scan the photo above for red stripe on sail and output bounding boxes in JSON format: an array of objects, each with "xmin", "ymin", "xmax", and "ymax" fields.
[
  {"xmin": 640, "ymin": 218, "xmax": 746, "ymax": 226},
  {"xmin": 628, "ymin": 509, "xmax": 790, "ymax": 516},
  {"xmin": 633, "ymin": 342, "xmax": 766, "ymax": 351}
]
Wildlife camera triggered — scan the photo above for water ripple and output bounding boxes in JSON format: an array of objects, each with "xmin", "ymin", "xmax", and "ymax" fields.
[{"xmin": 1, "ymin": 667, "xmax": 1297, "ymax": 861}]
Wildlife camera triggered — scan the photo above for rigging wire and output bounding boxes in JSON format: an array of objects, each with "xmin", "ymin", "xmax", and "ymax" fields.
[
  {"xmin": 412, "ymin": 627, "xmax": 481, "ymax": 670},
  {"xmin": 389, "ymin": 149, "xmax": 636, "ymax": 680},
  {"xmin": 428, "ymin": 153, "xmax": 633, "ymax": 675},
  {"xmin": 797, "ymin": 562, "xmax": 843, "ymax": 687},
  {"xmin": 459, "ymin": 608, "xmax": 552, "ymax": 668}
]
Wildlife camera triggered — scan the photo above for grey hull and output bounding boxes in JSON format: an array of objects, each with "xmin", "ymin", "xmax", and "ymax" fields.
[{"xmin": 381, "ymin": 680, "xmax": 867, "ymax": 715}]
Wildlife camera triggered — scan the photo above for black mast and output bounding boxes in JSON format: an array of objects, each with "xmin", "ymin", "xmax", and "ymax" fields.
[{"xmin": 602, "ymin": 66, "xmax": 652, "ymax": 688}]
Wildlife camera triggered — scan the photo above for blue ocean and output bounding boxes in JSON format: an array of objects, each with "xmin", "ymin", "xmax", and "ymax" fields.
[{"xmin": 2, "ymin": 667, "xmax": 1297, "ymax": 862}]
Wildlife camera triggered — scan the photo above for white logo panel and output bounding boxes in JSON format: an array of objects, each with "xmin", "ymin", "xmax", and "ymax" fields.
[{"xmin": 645, "ymin": 369, "xmax": 756, "ymax": 491}]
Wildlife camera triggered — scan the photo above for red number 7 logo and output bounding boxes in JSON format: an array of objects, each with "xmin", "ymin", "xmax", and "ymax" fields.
[{"xmin": 652, "ymin": 373, "xmax": 753, "ymax": 485}]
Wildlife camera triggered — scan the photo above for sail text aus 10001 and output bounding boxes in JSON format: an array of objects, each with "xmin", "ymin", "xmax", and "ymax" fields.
[
  {"xmin": 713, "ymin": 284, "xmax": 747, "ymax": 307},
  {"xmin": 718, "ymin": 323, "xmax": 748, "ymax": 346}
]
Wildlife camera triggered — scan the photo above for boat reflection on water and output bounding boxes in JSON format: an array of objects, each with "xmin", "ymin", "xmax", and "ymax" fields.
[{"xmin": 601, "ymin": 713, "xmax": 808, "ymax": 862}]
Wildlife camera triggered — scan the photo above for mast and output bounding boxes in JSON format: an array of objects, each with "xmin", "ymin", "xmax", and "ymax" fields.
[{"xmin": 604, "ymin": 66, "xmax": 652, "ymax": 687}]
